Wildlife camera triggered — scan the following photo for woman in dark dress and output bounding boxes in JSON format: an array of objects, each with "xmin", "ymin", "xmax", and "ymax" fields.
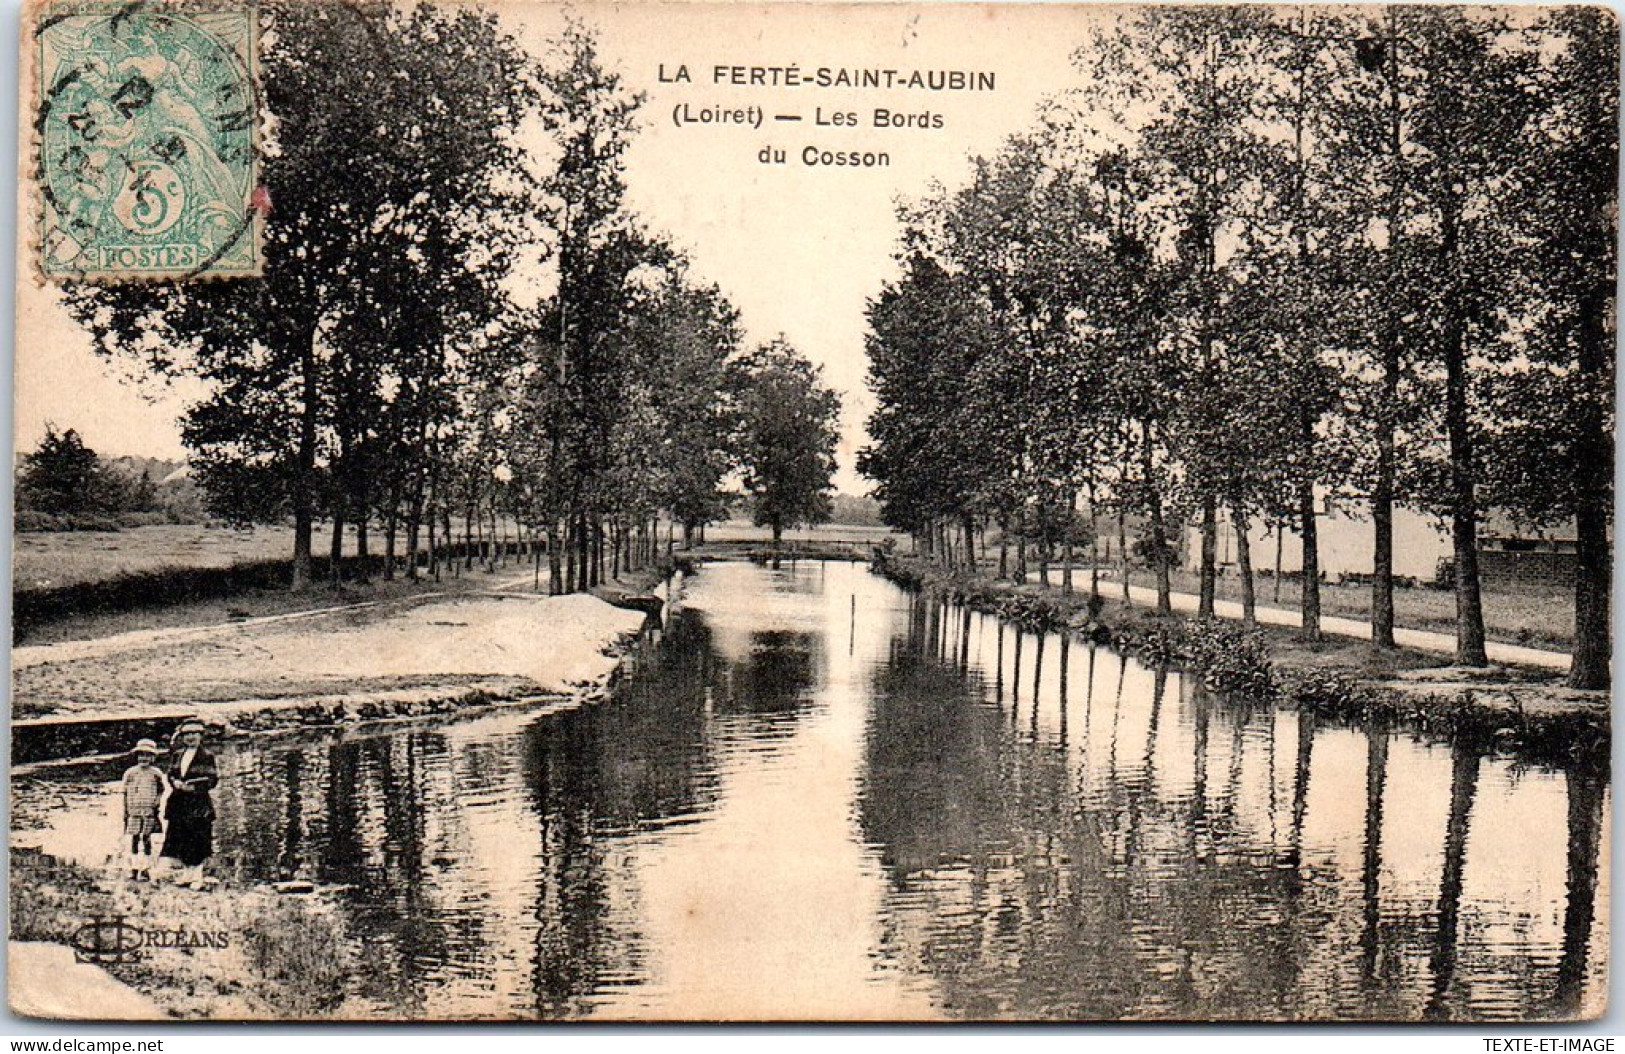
[{"xmin": 159, "ymin": 719, "xmax": 219, "ymax": 887}]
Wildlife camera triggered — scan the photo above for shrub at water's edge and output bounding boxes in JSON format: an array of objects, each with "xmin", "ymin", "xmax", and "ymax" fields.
[
  {"xmin": 874, "ymin": 551, "xmax": 1273, "ymax": 693},
  {"xmin": 871, "ymin": 552, "xmax": 1607, "ymax": 770}
]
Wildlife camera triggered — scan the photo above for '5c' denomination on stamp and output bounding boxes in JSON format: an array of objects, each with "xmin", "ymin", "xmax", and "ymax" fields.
[{"xmin": 33, "ymin": 2, "xmax": 260, "ymax": 280}]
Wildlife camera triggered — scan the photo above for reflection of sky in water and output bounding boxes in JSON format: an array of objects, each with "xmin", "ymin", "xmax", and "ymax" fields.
[
  {"xmin": 11, "ymin": 561, "xmax": 1608, "ymax": 1021},
  {"xmin": 584, "ymin": 560, "xmax": 937, "ymax": 1020}
]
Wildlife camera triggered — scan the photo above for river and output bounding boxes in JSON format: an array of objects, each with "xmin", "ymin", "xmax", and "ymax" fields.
[{"xmin": 15, "ymin": 559, "xmax": 1609, "ymax": 1020}]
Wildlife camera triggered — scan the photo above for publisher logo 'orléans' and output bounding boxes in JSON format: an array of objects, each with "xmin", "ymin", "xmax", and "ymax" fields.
[{"xmin": 71, "ymin": 916, "xmax": 231, "ymax": 965}]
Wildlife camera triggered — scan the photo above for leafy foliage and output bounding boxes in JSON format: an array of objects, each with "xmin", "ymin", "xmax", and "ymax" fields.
[
  {"xmin": 861, "ymin": 7, "xmax": 1615, "ymax": 685},
  {"xmin": 735, "ymin": 338, "xmax": 841, "ymax": 541}
]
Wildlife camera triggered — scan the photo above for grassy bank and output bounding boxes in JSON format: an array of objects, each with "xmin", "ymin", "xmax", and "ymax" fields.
[
  {"xmin": 13, "ymin": 525, "xmax": 552, "ymax": 644},
  {"xmin": 875, "ymin": 554, "xmax": 1608, "ymax": 771},
  {"xmin": 1125, "ymin": 566, "xmax": 1575, "ymax": 652},
  {"xmin": 13, "ymin": 520, "xmax": 861, "ymax": 646},
  {"xmin": 11, "ymin": 849, "xmax": 355, "ymax": 1019}
]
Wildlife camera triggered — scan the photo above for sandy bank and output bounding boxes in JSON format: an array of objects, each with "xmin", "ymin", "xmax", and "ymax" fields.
[{"xmin": 12, "ymin": 591, "xmax": 649, "ymax": 722}]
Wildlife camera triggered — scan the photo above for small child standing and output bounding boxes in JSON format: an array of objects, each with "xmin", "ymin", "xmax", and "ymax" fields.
[{"xmin": 121, "ymin": 739, "xmax": 166, "ymax": 880}]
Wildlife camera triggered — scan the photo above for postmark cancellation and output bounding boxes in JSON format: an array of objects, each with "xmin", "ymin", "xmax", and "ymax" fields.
[{"xmin": 31, "ymin": 1, "xmax": 260, "ymax": 281}]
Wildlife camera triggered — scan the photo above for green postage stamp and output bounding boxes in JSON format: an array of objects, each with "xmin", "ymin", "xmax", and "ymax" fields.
[{"xmin": 34, "ymin": 2, "xmax": 260, "ymax": 280}]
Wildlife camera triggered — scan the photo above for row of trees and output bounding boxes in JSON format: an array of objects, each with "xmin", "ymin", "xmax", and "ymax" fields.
[
  {"xmin": 64, "ymin": 3, "xmax": 840, "ymax": 594},
  {"xmin": 862, "ymin": 6, "xmax": 1614, "ymax": 689}
]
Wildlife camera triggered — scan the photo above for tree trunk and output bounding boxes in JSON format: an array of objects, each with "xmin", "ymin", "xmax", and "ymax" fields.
[
  {"xmin": 580, "ymin": 514, "xmax": 591, "ymax": 588},
  {"xmin": 1199, "ymin": 494, "xmax": 1218, "ymax": 618},
  {"xmin": 565, "ymin": 516, "xmax": 578, "ymax": 593},
  {"xmin": 355, "ymin": 514, "xmax": 370, "ymax": 583},
  {"xmin": 1572, "ymin": 487, "xmax": 1612, "ymax": 690},
  {"xmin": 426, "ymin": 499, "xmax": 439, "ymax": 583},
  {"xmin": 291, "ymin": 322, "xmax": 319, "ymax": 591},
  {"xmin": 445, "ymin": 507, "xmax": 457, "ymax": 579},
  {"xmin": 1087, "ymin": 480, "xmax": 1100, "ymax": 604},
  {"xmin": 1299, "ymin": 479, "xmax": 1321, "ymax": 642},
  {"xmin": 1569, "ymin": 287, "xmax": 1612, "ymax": 689},
  {"xmin": 592, "ymin": 517, "xmax": 605, "ymax": 587},
  {"xmin": 1232, "ymin": 504, "xmax": 1255, "ymax": 626},
  {"xmin": 1118, "ymin": 503, "xmax": 1130, "ymax": 604},
  {"xmin": 1143, "ymin": 424, "xmax": 1170, "ymax": 615},
  {"xmin": 1441, "ymin": 197, "xmax": 1488, "ymax": 667},
  {"xmin": 1372, "ymin": 337, "xmax": 1399, "ymax": 649},
  {"xmin": 1289, "ymin": 20, "xmax": 1322, "ymax": 645},
  {"xmin": 1062, "ymin": 530, "xmax": 1074, "ymax": 596},
  {"xmin": 1373, "ymin": 28, "xmax": 1403, "ymax": 651},
  {"xmin": 548, "ymin": 521, "xmax": 562, "ymax": 595},
  {"xmin": 585, "ymin": 513, "xmax": 595, "ymax": 587},
  {"xmin": 329, "ymin": 510, "xmax": 346, "ymax": 586},
  {"xmin": 383, "ymin": 503, "xmax": 398, "ymax": 582},
  {"xmin": 1274, "ymin": 522, "xmax": 1284, "ymax": 605},
  {"xmin": 405, "ymin": 484, "xmax": 422, "ymax": 583}
]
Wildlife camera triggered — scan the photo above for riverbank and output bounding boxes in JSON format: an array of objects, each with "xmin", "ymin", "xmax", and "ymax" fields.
[
  {"xmin": 873, "ymin": 554, "xmax": 1609, "ymax": 769},
  {"xmin": 10, "ymin": 576, "xmax": 667, "ymax": 1019},
  {"xmin": 13, "ymin": 584, "xmax": 648, "ymax": 725},
  {"xmin": 10, "ymin": 849, "xmax": 361, "ymax": 1019}
]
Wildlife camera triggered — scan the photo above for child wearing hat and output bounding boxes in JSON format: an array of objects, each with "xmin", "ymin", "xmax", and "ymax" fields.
[{"xmin": 121, "ymin": 739, "xmax": 167, "ymax": 880}]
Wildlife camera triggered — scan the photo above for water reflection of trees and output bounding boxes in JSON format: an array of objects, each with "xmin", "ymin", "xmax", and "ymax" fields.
[
  {"xmin": 862, "ymin": 598, "xmax": 1610, "ymax": 1021},
  {"xmin": 714, "ymin": 628, "xmax": 820, "ymax": 716},
  {"xmin": 515, "ymin": 607, "xmax": 729, "ymax": 1015},
  {"xmin": 205, "ymin": 608, "xmax": 729, "ymax": 1017},
  {"xmin": 63, "ymin": 578, "xmax": 1609, "ymax": 1021},
  {"xmin": 505, "ymin": 600, "xmax": 825, "ymax": 1014},
  {"xmin": 862, "ymin": 646, "xmax": 1146, "ymax": 1018},
  {"xmin": 1555, "ymin": 755, "xmax": 1606, "ymax": 1017}
]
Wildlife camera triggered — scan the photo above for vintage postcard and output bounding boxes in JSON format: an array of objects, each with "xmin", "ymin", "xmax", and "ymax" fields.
[{"xmin": 8, "ymin": 0, "xmax": 1615, "ymax": 1023}]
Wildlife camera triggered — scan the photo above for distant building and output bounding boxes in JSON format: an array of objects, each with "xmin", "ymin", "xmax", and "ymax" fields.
[{"xmin": 1477, "ymin": 516, "xmax": 1580, "ymax": 591}]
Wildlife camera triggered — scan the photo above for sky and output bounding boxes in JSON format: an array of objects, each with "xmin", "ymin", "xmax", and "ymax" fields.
[{"xmin": 13, "ymin": 1, "xmax": 1092, "ymax": 492}]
